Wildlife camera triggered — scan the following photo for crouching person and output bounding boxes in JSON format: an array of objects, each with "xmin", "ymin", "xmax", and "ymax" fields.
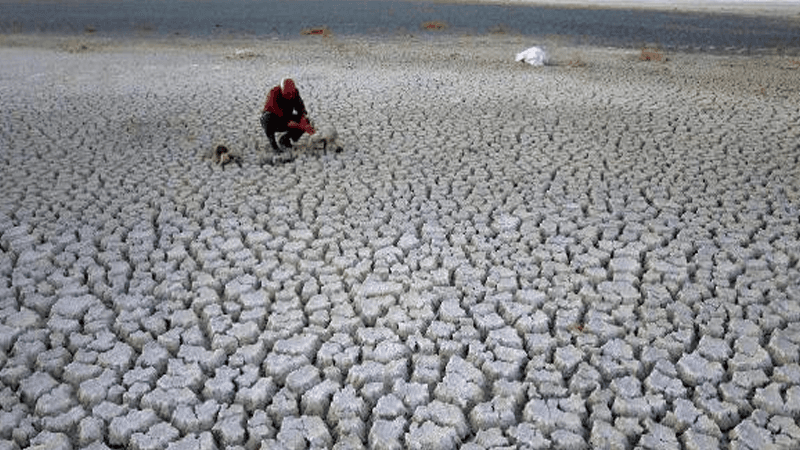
[{"xmin": 260, "ymin": 77, "xmax": 315, "ymax": 153}]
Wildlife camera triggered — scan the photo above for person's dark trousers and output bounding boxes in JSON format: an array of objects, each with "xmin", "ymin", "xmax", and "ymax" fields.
[{"xmin": 260, "ymin": 111, "xmax": 303, "ymax": 152}]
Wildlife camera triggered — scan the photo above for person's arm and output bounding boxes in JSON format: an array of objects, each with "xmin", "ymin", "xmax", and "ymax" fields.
[
  {"xmin": 287, "ymin": 116, "xmax": 315, "ymax": 134},
  {"xmin": 296, "ymin": 95, "xmax": 307, "ymax": 118},
  {"xmin": 286, "ymin": 94, "xmax": 312, "ymax": 133}
]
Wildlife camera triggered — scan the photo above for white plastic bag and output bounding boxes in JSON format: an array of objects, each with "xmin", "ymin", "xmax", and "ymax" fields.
[{"xmin": 515, "ymin": 46, "xmax": 548, "ymax": 66}]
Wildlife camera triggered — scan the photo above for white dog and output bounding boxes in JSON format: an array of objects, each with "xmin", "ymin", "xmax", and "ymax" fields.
[{"xmin": 303, "ymin": 119, "xmax": 344, "ymax": 154}]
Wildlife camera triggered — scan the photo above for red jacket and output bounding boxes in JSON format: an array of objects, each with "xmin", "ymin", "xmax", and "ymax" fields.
[{"xmin": 263, "ymin": 86, "xmax": 307, "ymax": 118}]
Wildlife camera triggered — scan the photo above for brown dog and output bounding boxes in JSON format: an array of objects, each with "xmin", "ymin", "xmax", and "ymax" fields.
[{"xmin": 213, "ymin": 145, "xmax": 242, "ymax": 168}]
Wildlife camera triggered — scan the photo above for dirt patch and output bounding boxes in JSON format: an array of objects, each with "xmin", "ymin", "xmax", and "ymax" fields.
[
  {"xmin": 301, "ymin": 27, "xmax": 333, "ymax": 37},
  {"xmin": 59, "ymin": 39, "xmax": 103, "ymax": 53},
  {"xmin": 640, "ymin": 48, "xmax": 666, "ymax": 62},
  {"xmin": 225, "ymin": 48, "xmax": 259, "ymax": 60},
  {"xmin": 421, "ymin": 21, "xmax": 448, "ymax": 31}
]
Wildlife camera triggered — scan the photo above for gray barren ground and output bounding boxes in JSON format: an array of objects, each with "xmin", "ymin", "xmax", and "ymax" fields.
[{"xmin": 1, "ymin": 35, "xmax": 799, "ymax": 449}]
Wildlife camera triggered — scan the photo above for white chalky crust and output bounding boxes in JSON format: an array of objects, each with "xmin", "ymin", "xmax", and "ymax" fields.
[{"xmin": 1, "ymin": 32, "xmax": 800, "ymax": 450}]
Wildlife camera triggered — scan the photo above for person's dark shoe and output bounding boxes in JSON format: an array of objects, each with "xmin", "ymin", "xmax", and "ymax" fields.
[{"xmin": 279, "ymin": 134, "xmax": 293, "ymax": 149}]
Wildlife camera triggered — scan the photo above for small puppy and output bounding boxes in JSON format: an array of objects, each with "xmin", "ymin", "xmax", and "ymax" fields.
[
  {"xmin": 305, "ymin": 119, "xmax": 343, "ymax": 154},
  {"xmin": 213, "ymin": 145, "xmax": 242, "ymax": 168}
]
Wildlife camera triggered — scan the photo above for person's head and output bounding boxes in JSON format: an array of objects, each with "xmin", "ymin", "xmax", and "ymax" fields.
[{"xmin": 280, "ymin": 78, "xmax": 297, "ymax": 99}]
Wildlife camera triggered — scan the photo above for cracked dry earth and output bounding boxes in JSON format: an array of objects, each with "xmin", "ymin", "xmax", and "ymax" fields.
[{"xmin": 1, "ymin": 36, "xmax": 800, "ymax": 450}]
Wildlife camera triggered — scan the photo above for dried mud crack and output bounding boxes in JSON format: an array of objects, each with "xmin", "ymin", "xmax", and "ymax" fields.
[{"xmin": 1, "ymin": 36, "xmax": 799, "ymax": 450}]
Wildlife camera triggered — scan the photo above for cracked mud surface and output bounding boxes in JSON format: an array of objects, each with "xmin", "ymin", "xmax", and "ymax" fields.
[{"xmin": 1, "ymin": 35, "xmax": 800, "ymax": 449}]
